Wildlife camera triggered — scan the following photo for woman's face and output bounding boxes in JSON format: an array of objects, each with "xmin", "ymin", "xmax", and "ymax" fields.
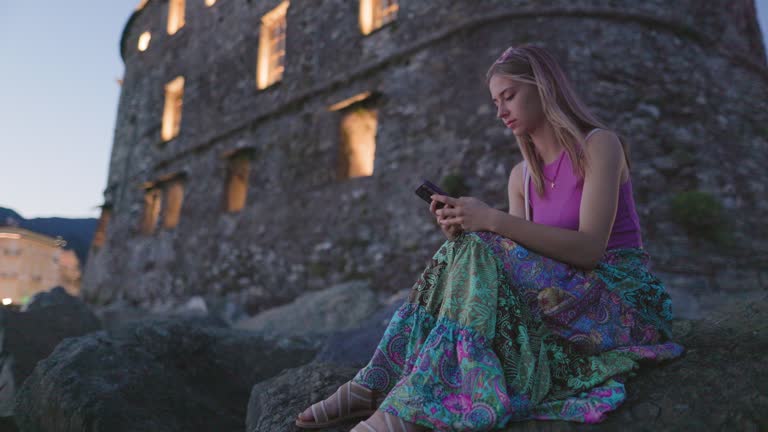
[{"xmin": 488, "ymin": 74, "xmax": 544, "ymax": 135}]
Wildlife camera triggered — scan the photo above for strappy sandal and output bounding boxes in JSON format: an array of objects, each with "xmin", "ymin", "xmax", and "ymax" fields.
[
  {"xmin": 350, "ymin": 411, "xmax": 422, "ymax": 432},
  {"xmin": 294, "ymin": 380, "xmax": 385, "ymax": 429}
]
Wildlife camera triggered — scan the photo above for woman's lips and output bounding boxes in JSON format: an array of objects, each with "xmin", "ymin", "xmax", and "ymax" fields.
[{"xmin": 505, "ymin": 120, "xmax": 517, "ymax": 127}]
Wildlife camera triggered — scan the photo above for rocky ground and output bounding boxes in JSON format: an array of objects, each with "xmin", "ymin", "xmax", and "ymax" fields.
[
  {"xmin": 3, "ymin": 282, "xmax": 767, "ymax": 431},
  {"xmin": 248, "ymin": 297, "xmax": 768, "ymax": 432}
]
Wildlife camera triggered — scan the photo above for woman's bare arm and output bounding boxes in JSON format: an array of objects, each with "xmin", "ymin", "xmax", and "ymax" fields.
[
  {"xmin": 488, "ymin": 131, "xmax": 624, "ymax": 270},
  {"xmin": 507, "ymin": 161, "xmax": 526, "ymax": 219}
]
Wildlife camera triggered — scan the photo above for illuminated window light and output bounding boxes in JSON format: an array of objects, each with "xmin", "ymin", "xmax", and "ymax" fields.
[
  {"xmin": 161, "ymin": 76, "xmax": 184, "ymax": 142},
  {"xmin": 225, "ymin": 151, "xmax": 251, "ymax": 212},
  {"xmin": 256, "ymin": 1, "xmax": 289, "ymax": 90},
  {"xmin": 167, "ymin": 0, "xmax": 186, "ymax": 35},
  {"xmin": 162, "ymin": 178, "xmax": 185, "ymax": 228},
  {"xmin": 0, "ymin": 233, "xmax": 21, "ymax": 239},
  {"xmin": 2, "ymin": 298, "xmax": 12, "ymax": 306},
  {"xmin": 338, "ymin": 105, "xmax": 378, "ymax": 179},
  {"xmin": 205, "ymin": 0, "xmax": 217, "ymax": 6},
  {"xmin": 141, "ymin": 187, "xmax": 163, "ymax": 235},
  {"xmin": 359, "ymin": 0, "xmax": 398, "ymax": 35},
  {"xmin": 328, "ymin": 92, "xmax": 373, "ymax": 112},
  {"xmin": 138, "ymin": 31, "xmax": 151, "ymax": 51}
]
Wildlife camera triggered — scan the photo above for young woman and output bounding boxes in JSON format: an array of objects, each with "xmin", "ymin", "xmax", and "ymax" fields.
[{"xmin": 295, "ymin": 44, "xmax": 684, "ymax": 432}]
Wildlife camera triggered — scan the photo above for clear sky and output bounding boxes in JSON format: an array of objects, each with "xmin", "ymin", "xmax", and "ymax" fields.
[
  {"xmin": 0, "ymin": 1, "xmax": 138, "ymax": 219},
  {"xmin": 1, "ymin": 1, "xmax": 767, "ymax": 219}
]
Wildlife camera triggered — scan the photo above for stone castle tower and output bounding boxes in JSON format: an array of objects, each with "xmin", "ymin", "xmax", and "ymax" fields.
[{"xmin": 82, "ymin": 0, "xmax": 768, "ymax": 314}]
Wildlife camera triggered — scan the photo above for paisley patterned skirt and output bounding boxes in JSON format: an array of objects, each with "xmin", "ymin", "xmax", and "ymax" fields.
[{"xmin": 351, "ymin": 231, "xmax": 684, "ymax": 431}]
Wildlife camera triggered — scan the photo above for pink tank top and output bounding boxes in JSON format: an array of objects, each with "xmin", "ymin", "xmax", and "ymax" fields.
[{"xmin": 525, "ymin": 129, "xmax": 643, "ymax": 250}]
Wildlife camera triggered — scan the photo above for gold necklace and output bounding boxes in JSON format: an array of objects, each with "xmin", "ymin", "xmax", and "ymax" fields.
[{"xmin": 542, "ymin": 151, "xmax": 566, "ymax": 189}]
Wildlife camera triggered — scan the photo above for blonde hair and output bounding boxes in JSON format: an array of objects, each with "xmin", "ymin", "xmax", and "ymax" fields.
[{"xmin": 486, "ymin": 44, "xmax": 631, "ymax": 196}]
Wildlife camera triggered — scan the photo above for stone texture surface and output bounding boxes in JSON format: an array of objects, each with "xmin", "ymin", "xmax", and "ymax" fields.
[
  {"xmin": 82, "ymin": 0, "xmax": 768, "ymax": 318},
  {"xmin": 90, "ymin": 295, "xmax": 244, "ymax": 331},
  {"xmin": 22, "ymin": 286, "xmax": 84, "ymax": 312},
  {"xmin": 13, "ymin": 316, "xmax": 318, "ymax": 432},
  {"xmin": 233, "ymin": 280, "xmax": 381, "ymax": 340},
  {"xmin": 247, "ymin": 297, "xmax": 768, "ymax": 432},
  {"xmin": 1, "ymin": 305, "xmax": 102, "ymax": 393},
  {"xmin": 0, "ymin": 418, "xmax": 17, "ymax": 432},
  {"xmin": 247, "ymin": 362, "xmax": 362, "ymax": 432},
  {"xmin": 0, "ymin": 289, "xmax": 102, "ymax": 419},
  {"xmin": 312, "ymin": 287, "xmax": 410, "ymax": 367},
  {"xmin": 6, "ymin": 288, "xmax": 765, "ymax": 431}
]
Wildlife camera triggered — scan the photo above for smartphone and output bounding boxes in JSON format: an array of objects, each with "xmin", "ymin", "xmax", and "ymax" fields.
[{"xmin": 415, "ymin": 179, "xmax": 450, "ymax": 209}]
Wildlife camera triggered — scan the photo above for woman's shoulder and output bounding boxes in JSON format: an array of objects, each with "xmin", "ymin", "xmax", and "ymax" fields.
[
  {"xmin": 581, "ymin": 129, "xmax": 623, "ymax": 163},
  {"xmin": 509, "ymin": 160, "xmax": 527, "ymax": 194},
  {"xmin": 583, "ymin": 128, "xmax": 619, "ymax": 146}
]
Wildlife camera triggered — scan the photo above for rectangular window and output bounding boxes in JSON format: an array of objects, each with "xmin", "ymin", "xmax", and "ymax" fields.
[
  {"xmin": 359, "ymin": 0, "xmax": 398, "ymax": 35},
  {"xmin": 336, "ymin": 100, "xmax": 378, "ymax": 179},
  {"xmin": 225, "ymin": 150, "xmax": 252, "ymax": 212},
  {"xmin": 167, "ymin": 0, "xmax": 186, "ymax": 35},
  {"xmin": 162, "ymin": 178, "xmax": 185, "ymax": 229},
  {"xmin": 205, "ymin": 0, "xmax": 217, "ymax": 6},
  {"xmin": 141, "ymin": 187, "xmax": 163, "ymax": 235},
  {"xmin": 256, "ymin": 1, "xmax": 289, "ymax": 90},
  {"xmin": 161, "ymin": 76, "xmax": 185, "ymax": 142}
]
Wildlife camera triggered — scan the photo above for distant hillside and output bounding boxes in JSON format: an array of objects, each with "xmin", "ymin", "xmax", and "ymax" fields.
[
  {"xmin": 0, "ymin": 207, "xmax": 98, "ymax": 266},
  {"xmin": 0, "ymin": 208, "xmax": 23, "ymax": 222}
]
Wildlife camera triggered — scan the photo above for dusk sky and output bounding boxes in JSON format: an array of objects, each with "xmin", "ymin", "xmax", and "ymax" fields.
[{"xmin": 2, "ymin": 1, "xmax": 768, "ymax": 219}]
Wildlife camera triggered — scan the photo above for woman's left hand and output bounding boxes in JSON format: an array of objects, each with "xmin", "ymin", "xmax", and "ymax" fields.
[{"xmin": 431, "ymin": 194, "xmax": 494, "ymax": 232}]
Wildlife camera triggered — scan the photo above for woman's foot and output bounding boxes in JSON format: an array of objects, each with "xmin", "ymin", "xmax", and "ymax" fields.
[
  {"xmin": 295, "ymin": 380, "xmax": 386, "ymax": 428},
  {"xmin": 350, "ymin": 409, "xmax": 428, "ymax": 431}
]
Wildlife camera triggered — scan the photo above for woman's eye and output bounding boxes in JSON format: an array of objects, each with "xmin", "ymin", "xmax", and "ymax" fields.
[{"xmin": 505, "ymin": 94, "xmax": 515, "ymax": 100}]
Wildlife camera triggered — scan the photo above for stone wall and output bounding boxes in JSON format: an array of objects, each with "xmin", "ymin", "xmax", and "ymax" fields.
[{"xmin": 81, "ymin": 0, "xmax": 768, "ymax": 314}]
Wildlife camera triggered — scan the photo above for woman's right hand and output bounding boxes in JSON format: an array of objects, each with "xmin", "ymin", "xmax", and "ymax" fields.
[{"xmin": 430, "ymin": 199, "xmax": 464, "ymax": 241}]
